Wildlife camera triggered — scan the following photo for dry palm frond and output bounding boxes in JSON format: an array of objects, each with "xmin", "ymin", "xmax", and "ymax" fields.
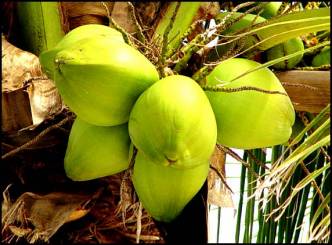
[
  {"xmin": 1, "ymin": 189, "xmax": 94, "ymax": 243},
  {"xmin": 255, "ymin": 106, "xmax": 330, "ymax": 198},
  {"xmin": 309, "ymin": 193, "xmax": 330, "ymax": 242},
  {"xmin": 208, "ymin": 145, "xmax": 234, "ymax": 208}
]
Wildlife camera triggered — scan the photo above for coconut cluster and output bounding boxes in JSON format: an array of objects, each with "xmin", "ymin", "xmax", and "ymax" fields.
[{"xmin": 40, "ymin": 24, "xmax": 295, "ymax": 222}]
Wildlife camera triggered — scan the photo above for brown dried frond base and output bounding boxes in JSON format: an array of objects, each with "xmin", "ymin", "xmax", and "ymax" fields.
[
  {"xmin": 1, "ymin": 110, "xmax": 164, "ymax": 244},
  {"xmin": 74, "ymin": 173, "xmax": 164, "ymax": 244}
]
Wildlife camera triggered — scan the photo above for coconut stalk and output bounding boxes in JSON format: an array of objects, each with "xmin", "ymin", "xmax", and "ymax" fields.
[
  {"xmin": 171, "ymin": 2, "xmax": 264, "ymax": 74},
  {"xmin": 6, "ymin": 2, "xmax": 65, "ymax": 126},
  {"xmin": 152, "ymin": 2, "xmax": 202, "ymax": 58},
  {"xmin": 16, "ymin": 2, "xmax": 65, "ymax": 55}
]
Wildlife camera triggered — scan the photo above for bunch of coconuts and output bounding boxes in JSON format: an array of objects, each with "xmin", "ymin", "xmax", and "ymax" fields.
[{"xmin": 40, "ymin": 24, "xmax": 295, "ymax": 222}]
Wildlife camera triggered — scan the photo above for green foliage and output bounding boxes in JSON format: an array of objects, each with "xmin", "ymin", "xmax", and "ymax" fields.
[{"xmin": 236, "ymin": 105, "xmax": 330, "ymax": 243}]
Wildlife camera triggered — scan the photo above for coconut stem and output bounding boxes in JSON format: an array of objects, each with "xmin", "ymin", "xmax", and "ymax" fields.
[
  {"xmin": 201, "ymin": 84, "xmax": 288, "ymax": 96},
  {"xmin": 2, "ymin": 116, "xmax": 73, "ymax": 160},
  {"xmin": 217, "ymin": 144, "xmax": 260, "ymax": 179},
  {"xmin": 294, "ymin": 64, "xmax": 330, "ymax": 71},
  {"xmin": 127, "ymin": 2, "xmax": 146, "ymax": 44},
  {"xmin": 281, "ymin": 82, "xmax": 319, "ymax": 91},
  {"xmin": 192, "ymin": 38, "xmax": 246, "ymax": 84},
  {"xmin": 166, "ymin": 19, "xmax": 204, "ymax": 59},
  {"xmin": 173, "ymin": 30, "xmax": 205, "ymax": 73},
  {"xmin": 171, "ymin": 2, "xmax": 268, "ymax": 73},
  {"xmin": 101, "ymin": 2, "xmax": 133, "ymax": 46},
  {"xmin": 172, "ymin": 2, "xmax": 267, "ymax": 74},
  {"xmin": 192, "ymin": 66, "xmax": 213, "ymax": 85},
  {"xmin": 210, "ymin": 165, "xmax": 234, "ymax": 193},
  {"xmin": 158, "ymin": 2, "xmax": 181, "ymax": 77}
]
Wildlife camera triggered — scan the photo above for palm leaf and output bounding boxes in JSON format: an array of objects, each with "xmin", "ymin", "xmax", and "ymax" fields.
[
  {"xmin": 253, "ymin": 104, "xmax": 330, "ymax": 242},
  {"xmin": 227, "ymin": 40, "xmax": 330, "ymax": 83},
  {"xmin": 224, "ymin": 7, "xmax": 330, "ymax": 51}
]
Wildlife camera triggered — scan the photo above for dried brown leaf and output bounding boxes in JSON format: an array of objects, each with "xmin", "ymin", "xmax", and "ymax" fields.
[
  {"xmin": 208, "ymin": 146, "xmax": 235, "ymax": 208},
  {"xmin": 2, "ymin": 191, "xmax": 93, "ymax": 243}
]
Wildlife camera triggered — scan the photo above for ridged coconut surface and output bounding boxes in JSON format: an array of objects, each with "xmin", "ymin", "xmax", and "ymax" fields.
[{"xmin": 205, "ymin": 58, "xmax": 295, "ymax": 149}]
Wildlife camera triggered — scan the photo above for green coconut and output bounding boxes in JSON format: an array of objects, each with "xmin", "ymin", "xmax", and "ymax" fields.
[
  {"xmin": 132, "ymin": 151, "xmax": 209, "ymax": 223},
  {"xmin": 53, "ymin": 36, "xmax": 159, "ymax": 126},
  {"xmin": 205, "ymin": 58, "xmax": 295, "ymax": 149},
  {"xmin": 260, "ymin": 2, "xmax": 282, "ymax": 19},
  {"xmin": 40, "ymin": 24, "xmax": 124, "ymax": 80},
  {"xmin": 266, "ymin": 37, "xmax": 304, "ymax": 70},
  {"xmin": 64, "ymin": 118, "xmax": 131, "ymax": 181},
  {"xmin": 312, "ymin": 46, "xmax": 330, "ymax": 67},
  {"xmin": 128, "ymin": 75, "xmax": 217, "ymax": 169}
]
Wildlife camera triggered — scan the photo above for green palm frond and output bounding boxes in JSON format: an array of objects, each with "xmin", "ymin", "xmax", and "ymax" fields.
[{"xmin": 254, "ymin": 104, "xmax": 330, "ymax": 242}]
